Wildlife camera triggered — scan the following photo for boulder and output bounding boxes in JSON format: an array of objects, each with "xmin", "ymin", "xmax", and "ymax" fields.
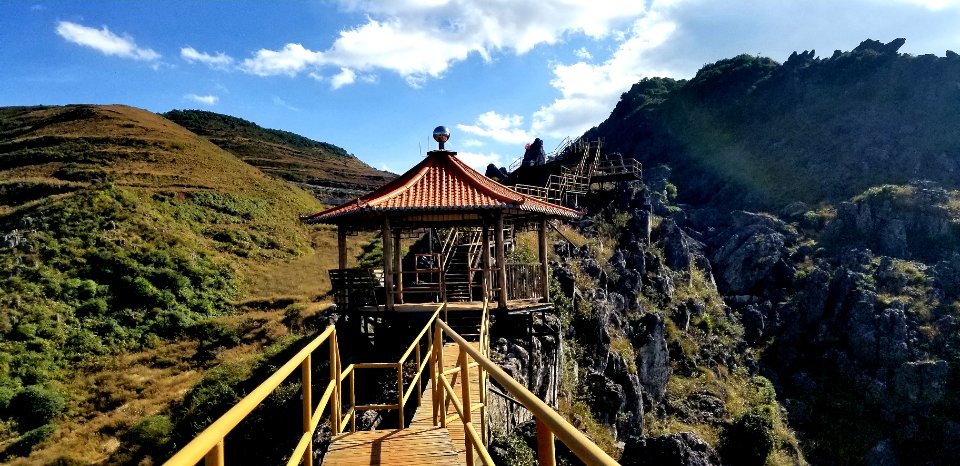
[
  {"xmin": 630, "ymin": 313, "xmax": 671, "ymax": 402},
  {"xmin": 893, "ymin": 360, "xmax": 949, "ymax": 405},
  {"xmin": 621, "ymin": 432, "xmax": 721, "ymax": 466}
]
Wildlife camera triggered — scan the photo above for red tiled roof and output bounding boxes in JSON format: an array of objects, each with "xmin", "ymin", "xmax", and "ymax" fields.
[{"xmin": 305, "ymin": 150, "xmax": 580, "ymax": 223}]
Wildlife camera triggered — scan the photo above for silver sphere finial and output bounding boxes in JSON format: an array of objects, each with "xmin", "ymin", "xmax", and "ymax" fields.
[{"xmin": 433, "ymin": 126, "xmax": 450, "ymax": 150}]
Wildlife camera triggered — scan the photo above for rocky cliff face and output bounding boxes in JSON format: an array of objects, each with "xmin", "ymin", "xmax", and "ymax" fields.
[{"xmin": 491, "ymin": 174, "xmax": 959, "ymax": 465}]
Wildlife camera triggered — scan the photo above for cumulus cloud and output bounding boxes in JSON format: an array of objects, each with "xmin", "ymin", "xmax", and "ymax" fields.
[
  {"xmin": 181, "ymin": 47, "xmax": 233, "ymax": 69},
  {"xmin": 55, "ymin": 21, "xmax": 160, "ymax": 61},
  {"xmin": 532, "ymin": 8, "xmax": 679, "ymax": 137},
  {"xmin": 456, "ymin": 151, "xmax": 505, "ymax": 172},
  {"xmin": 330, "ymin": 67, "xmax": 356, "ymax": 89},
  {"xmin": 458, "ymin": 111, "xmax": 534, "ymax": 145},
  {"xmin": 238, "ymin": 0, "xmax": 650, "ymax": 86},
  {"xmin": 184, "ymin": 94, "xmax": 218, "ymax": 105},
  {"xmin": 241, "ymin": 43, "xmax": 322, "ymax": 76},
  {"xmin": 574, "ymin": 47, "xmax": 592, "ymax": 60}
]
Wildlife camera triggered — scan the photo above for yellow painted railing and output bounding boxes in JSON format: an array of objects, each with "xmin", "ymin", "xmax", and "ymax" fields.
[
  {"xmin": 164, "ymin": 304, "xmax": 445, "ymax": 466},
  {"xmin": 166, "ymin": 298, "xmax": 617, "ymax": 466},
  {"xmin": 432, "ymin": 309, "xmax": 620, "ymax": 466},
  {"xmin": 164, "ymin": 325, "xmax": 342, "ymax": 466}
]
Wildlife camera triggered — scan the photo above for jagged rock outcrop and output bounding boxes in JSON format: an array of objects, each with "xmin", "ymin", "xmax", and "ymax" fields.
[
  {"xmin": 630, "ymin": 313, "xmax": 671, "ymax": 403},
  {"xmin": 711, "ymin": 211, "xmax": 796, "ymax": 295},
  {"xmin": 620, "ymin": 432, "xmax": 721, "ymax": 466},
  {"xmin": 823, "ymin": 182, "xmax": 956, "ymax": 260},
  {"xmin": 488, "ymin": 314, "xmax": 562, "ymax": 435}
]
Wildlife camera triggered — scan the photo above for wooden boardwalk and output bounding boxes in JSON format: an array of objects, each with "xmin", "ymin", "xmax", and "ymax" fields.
[
  {"xmin": 322, "ymin": 427, "xmax": 459, "ymax": 465},
  {"xmin": 411, "ymin": 342, "xmax": 482, "ymax": 465},
  {"xmin": 322, "ymin": 342, "xmax": 482, "ymax": 465}
]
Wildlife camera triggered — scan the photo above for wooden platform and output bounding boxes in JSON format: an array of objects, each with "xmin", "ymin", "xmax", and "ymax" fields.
[
  {"xmin": 411, "ymin": 342, "xmax": 482, "ymax": 465},
  {"xmin": 358, "ymin": 300, "xmax": 552, "ymax": 314},
  {"xmin": 321, "ymin": 342, "xmax": 483, "ymax": 465},
  {"xmin": 323, "ymin": 427, "xmax": 460, "ymax": 465}
]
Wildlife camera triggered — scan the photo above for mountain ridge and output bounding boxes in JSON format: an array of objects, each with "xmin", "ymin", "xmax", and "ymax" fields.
[{"xmin": 162, "ymin": 109, "xmax": 393, "ymax": 205}]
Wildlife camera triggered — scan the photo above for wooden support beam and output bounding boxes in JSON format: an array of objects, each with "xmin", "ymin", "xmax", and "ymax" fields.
[
  {"xmin": 337, "ymin": 224, "xmax": 347, "ymax": 269},
  {"xmin": 481, "ymin": 221, "xmax": 491, "ymax": 302},
  {"xmin": 495, "ymin": 212, "xmax": 507, "ymax": 309},
  {"xmin": 539, "ymin": 217, "xmax": 549, "ymax": 301},
  {"xmin": 383, "ymin": 217, "xmax": 394, "ymax": 310},
  {"xmin": 394, "ymin": 230, "xmax": 403, "ymax": 304}
]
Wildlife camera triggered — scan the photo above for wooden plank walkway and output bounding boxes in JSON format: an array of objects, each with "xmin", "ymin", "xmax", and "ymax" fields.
[
  {"xmin": 322, "ymin": 342, "xmax": 482, "ymax": 465},
  {"xmin": 411, "ymin": 342, "xmax": 482, "ymax": 465},
  {"xmin": 323, "ymin": 426, "xmax": 459, "ymax": 465}
]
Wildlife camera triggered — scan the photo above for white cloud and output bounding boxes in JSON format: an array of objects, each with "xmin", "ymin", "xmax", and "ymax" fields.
[
  {"xmin": 456, "ymin": 151, "xmax": 504, "ymax": 172},
  {"xmin": 330, "ymin": 67, "xmax": 356, "ymax": 89},
  {"xmin": 184, "ymin": 94, "xmax": 218, "ymax": 105},
  {"xmin": 181, "ymin": 47, "xmax": 233, "ymax": 69},
  {"xmin": 238, "ymin": 0, "xmax": 650, "ymax": 86},
  {"xmin": 574, "ymin": 47, "xmax": 592, "ymax": 60},
  {"xmin": 56, "ymin": 21, "xmax": 160, "ymax": 61},
  {"xmin": 272, "ymin": 96, "xmax": 299, "ymax": 111},
  {"xmin": 462, "ymin": 138, "xmax": 484, "ymax": 148},
  {"xmin": 458, "ymin": 111, "xmax": 534, "ymax": 145},
  {"xmin": 532, "ymin": 8, "xmax": 679, "ymax": 137},
  {"xmin": 240, "ymin": 43, "xmax": 322, "ymax": 76}
]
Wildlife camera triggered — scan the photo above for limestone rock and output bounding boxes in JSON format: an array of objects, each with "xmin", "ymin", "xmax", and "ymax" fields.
[{"xmin": 621, "ymin": 432, "xmax": 721, "ymax": 466}]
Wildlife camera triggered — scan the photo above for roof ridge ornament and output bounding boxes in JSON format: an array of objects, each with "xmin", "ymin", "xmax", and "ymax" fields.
[{"xmin": 433, "ymin": 126, "xmax": 450, "ymax": 150}]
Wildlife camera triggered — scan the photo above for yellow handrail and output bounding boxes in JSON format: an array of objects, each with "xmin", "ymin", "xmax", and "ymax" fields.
[
  {"xmin": 434, "ymin": 318, "xmax": 620, "ymax": 466},
  {"xmin": 164, "ymin": 325, "xmax": 339, "ymax": 466}
]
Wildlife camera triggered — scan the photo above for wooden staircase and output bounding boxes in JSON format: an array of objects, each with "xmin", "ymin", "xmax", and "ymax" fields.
[
  {"xmin": 440, "ymin": 227, "xmax": 513, "ymax": 302},
  {"xmin": 512, "ymin": 137, "xmax": 641, "ymax": 207}
]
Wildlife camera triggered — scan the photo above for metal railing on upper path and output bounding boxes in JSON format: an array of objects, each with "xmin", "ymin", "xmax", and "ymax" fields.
[{"xmin": 163, "ymin": 300, "xmax": 619, "ymax": 466}]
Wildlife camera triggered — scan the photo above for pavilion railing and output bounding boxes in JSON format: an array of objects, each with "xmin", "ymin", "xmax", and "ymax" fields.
[{"xmin": 504, "ymin": 263, "xmax": 545, "ymax": 301}]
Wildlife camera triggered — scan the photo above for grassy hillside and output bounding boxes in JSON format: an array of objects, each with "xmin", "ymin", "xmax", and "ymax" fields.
[
  {"xmin": 163, "ymin": 109, "xmax": 393, "ymax": 204},
  {"xmin": 0, "ymin": 105, "xmax": 369, "ymax": 463},
  {"xmin": 589, "ymin": 38, "xmax": 960, "ymax": 209}
]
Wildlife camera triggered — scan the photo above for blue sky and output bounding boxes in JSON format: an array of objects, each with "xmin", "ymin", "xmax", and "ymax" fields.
[{"xmin": 2, "ymin": 0, "xmax": 960, "ymax": 173}]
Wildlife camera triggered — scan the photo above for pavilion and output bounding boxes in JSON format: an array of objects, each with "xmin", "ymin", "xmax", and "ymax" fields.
[{"xmin": 304, "ymin": 127, "xmax": 580, "ymax": 314}]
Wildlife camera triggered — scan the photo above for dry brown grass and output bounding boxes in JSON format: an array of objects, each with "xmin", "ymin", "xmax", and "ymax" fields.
[{"xmin": 8, "ymin": 342, "xmax": 201, "ymax": 465}]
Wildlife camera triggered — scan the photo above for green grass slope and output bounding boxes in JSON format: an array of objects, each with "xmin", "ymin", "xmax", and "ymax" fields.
[
  {"xmin": 0, "ymin": 104, "xmax": 348, "ymax": 463},
  {"xmin": 589, "ymin": 38, "xmax": 960, "ymax": 209},
  {"xmin": 163, "ymin": 109, "xmax": 393, "ymax": 204}
]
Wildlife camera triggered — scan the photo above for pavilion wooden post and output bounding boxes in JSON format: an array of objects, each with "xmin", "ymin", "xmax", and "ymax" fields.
[
  {"xmin": 394, "ymin": 230, "xmax": 403, "ymax": 304},
  {"xmin": 481, "ymin": 221, "xmax": 491, "ymax": 302},
  {"xmin": 337, "ymin": 225, "xmax": 347, "ymax": 270},
  {"xmin": 382, "ymin": 217, "xmax": 394, "ymax": 310},
  {"xmin": 538, "ymin": 217, "xmax": 550, "ymax": 301},
  {"xmin": 495, "ymin": 212, "xmax": 508, "ymax": 309}
]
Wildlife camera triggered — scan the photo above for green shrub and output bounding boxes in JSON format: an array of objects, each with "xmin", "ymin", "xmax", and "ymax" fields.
[
  {"xmin": 4, "ymin": 424, "xmax": 56, "ymax": 458},
  {"xmin": 0, "ymin": 385, "xmax": 16, "ymax": 415},
  {"xmin": 9, "ymin": 385, "xmax": 66, "ymax": 430},
  {"xmin": 490, "ymin": 434, "xmax": 536, "ymax": 466},
  {"xmin": 126, "ymin": 415, "xmax": 174, "ymax": 452},
  {"xmin": 665, "ymin": 182, "xmax": 678, "ymax": 200},
  {"xmin": 719, "ymin": 406, "xmax": 776, "ymax": 466}
]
